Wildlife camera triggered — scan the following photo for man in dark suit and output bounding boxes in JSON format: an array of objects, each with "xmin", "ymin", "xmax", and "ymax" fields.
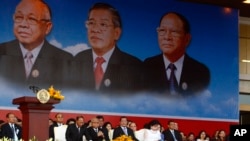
[
  {"xmin": 74, "ymin": 2, "xmax": 143, "ymax": 93},
  {"xmin": 85, "ymin": 117, "xmax": 109, "ymax": 141},
  {"xmin": 0, "ymin": 113, "xmax": 22, "ymax": 141},
  {"xmin": 112, "ymin": 116, "xmax": 138, "ymax": 141},
  {"xmin": 162, "ymin": 120, "xmax": 182, "ymax": 141},
  {"xmin": 143, "ymin": 12, "xmax": 210, "ymax": 96},
  {"xmin": 65, "ymin": 116, "xmax": 87, "ymax": 141},
  {"xmin": 96, "ymin": 115, "xmax": 110, "ymax": 141},
  {"xmin": 0, "ymin": 0, "xmax": 72, "ymax": 90}
]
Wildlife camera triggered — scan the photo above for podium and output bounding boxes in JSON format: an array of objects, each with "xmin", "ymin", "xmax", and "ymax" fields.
[{"xmin": 13, "ymin": 96, "xmax": 60, "ymax": 141}]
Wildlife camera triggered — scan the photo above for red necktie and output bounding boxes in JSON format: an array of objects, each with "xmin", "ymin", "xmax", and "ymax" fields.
[{"xmin": 94, "ymin": 57, "xmax": 105, "ymax": 89}]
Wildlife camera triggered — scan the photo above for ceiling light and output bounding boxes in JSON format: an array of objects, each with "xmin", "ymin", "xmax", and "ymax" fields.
[
  {"xmin": 243, "ymin": 0, "xmax": 250, "ymax": 4},
  {"xmin": 242, "ymin": 59, "xmax": 250, "ymax": 63}
]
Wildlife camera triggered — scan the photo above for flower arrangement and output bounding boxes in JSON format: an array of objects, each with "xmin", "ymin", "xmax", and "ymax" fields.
[
  {"xmin": 48, "ymin": 85, "xmax": 64, "ymax": 100},
  {"xmin": 113, "ymin": 135, "xmax": 134, "ymax": 141},
  {"xmin": 0, "ymin": 136, "xmax": 52, "ymax": 141}
]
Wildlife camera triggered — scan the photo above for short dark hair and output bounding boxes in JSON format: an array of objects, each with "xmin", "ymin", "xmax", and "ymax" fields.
[
  {"xmin": 103, "ymin": 121, "xmax": 112, "ymax": 128},
  {"xmin": 159, "ymin": 12, "xmax": 190, "ymax": 34},
  {"xmin": 88, "ymin": 2, "xmax": 122, "ymax": 28},
  {"xmin": 66, "ymin": 118, "xmax": 75, "ymax": 125},
  {"xmin": 76, "ymin": 115, "xmax": 84, "ymax": 121},
  {"xmin": 6, "ymin": 112, "xmax": 14, "ymax": 118},
  {"xmin": 168, "ymin": 119, "xmax": 175, "ymax": 125},
  {"xmin": 120, "ymin": 116, "xmax": 127, "ymax": 121},
  {"xmin": 55, "ymin": 113, "xmax": 63, "ymax": 118},
  {"xmin": 96, "ymin": 115, "xmax": 104, "ymax": 120},
  {"xmin": 148, "ymin": 119, "xmax": 161, "ymax": 127}
]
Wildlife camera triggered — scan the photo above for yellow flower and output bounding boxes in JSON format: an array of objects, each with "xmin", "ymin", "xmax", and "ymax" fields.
[
  {"xmin": 113, "ymin": 135, "xmax": 133, "ymax": 141},
  {"xmin": 48, "ymin": 85, "xmax": 56, "ymax": 96},
  {"xmin": 47, "ymin": 85, "xmax": 65, "ymax": 100}
]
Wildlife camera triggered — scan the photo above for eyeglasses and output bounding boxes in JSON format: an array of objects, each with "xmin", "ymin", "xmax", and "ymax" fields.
[
  {"xmin": 13, "ymin": 14, "xmax": 51, "ymax": 25},
  {"xmin": 85, "ymin": 20, "xmax": 114, "ymax": 31},
  {"xmin": 156, "ymin": 27, "xmax": 184, "ymax": 37}
]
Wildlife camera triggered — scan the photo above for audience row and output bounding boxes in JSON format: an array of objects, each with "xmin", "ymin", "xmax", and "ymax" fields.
[{"xmin": 0, "ymin": 112, "xmax": 229, "ymax": 141}]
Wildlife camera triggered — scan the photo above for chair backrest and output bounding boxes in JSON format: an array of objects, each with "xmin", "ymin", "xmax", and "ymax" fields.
[
  {"xmin": 109, "ymin": 129, "xmax": 114, "ymax": 140},
  {"xmin": 82, "ymin": 135, "xmax": 87, "ymax": 141},
  {"xmin": 134, "ymin": 128, "xmax": 146, "ymax": 141},
  {"xmin": 54, "ymin": 125, "xmax": 68, "ymax": 141}
]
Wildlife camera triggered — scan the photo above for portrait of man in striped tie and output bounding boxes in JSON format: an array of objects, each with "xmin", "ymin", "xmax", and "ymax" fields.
[
  {"xmin": 143, "ymin": 11, "xmax": 210, "ymax": 96},
  {"xmin": 0, "ymin": 0, "xmax": 73, "ymax": 89}
]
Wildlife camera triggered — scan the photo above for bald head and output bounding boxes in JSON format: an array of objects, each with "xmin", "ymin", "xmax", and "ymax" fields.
[
  {"xmin": 13, "ymin": 0, "xmax": 53, "ymax": 50},
  {"xmin": 91, "ymin": 117, "xmax": 100, "ymax": 128},
  {"xmin": 15, "ymin": 0, "xmax": 51, "ymax": 20}
]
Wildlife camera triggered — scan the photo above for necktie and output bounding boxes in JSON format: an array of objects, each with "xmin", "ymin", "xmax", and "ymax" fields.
[
  {"xmin": 24, "ymin": 51, "xmax": 33, "ymax": 78},
  {"xmin": 168, "ymin": 63, "xmax": 178, "ymax": 95},
  {"xmin": 94, "ymin": 57, "xmax": 105, "ymax": 89},
  {"xmin": 11, "ymin": 124, "xmax": 15, "ymax": 135},
  {"xmin": 123, "ymin": 127, "xmax": 128, "ymax": 135},
  {"xmin": 171, "ymin": 130, "xmax": 177, "ymax": 141},
  {"xmin": 11, "ymin": 124, "xmax": 18, "ymax": 141},
  {"xmin": 94, "ymin": 128, "xmax": 98, "ymax": 133}
]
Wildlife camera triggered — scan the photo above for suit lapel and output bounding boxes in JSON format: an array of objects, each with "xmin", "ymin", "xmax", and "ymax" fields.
[
  {"xmin": 4, "ymin": 40, "xmax": 26, "ymax": 81},
  {"xmin": 100, "ymin": 47, "xmax": 121, "ymax": 90}
]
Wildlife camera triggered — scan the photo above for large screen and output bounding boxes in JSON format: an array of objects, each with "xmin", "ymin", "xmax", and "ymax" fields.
[{"xmin": 0, "ymin": 0, "xmax": 238, "ymax": 121}]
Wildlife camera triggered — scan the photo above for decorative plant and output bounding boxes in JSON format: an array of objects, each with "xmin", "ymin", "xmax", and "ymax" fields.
[{"xmin": 48, "ymin": 85, "xmax": 64, "ymax": 100}]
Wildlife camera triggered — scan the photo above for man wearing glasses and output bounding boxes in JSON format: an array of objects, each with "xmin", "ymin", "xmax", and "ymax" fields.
[
  {"xmin": 74, "ymin": 2, "xmax": 143, "ymax": 93},
  {"xmin": 143, "ymin": 12, "xmax": 210, "ymax": 96},
  {"xmin": 0, "ymin": 0, "xmax": 72, "ymax": 89}
]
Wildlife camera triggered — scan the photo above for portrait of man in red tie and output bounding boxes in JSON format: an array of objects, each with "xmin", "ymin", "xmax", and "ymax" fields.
[{"xmin": 73, "ymin": 2, "xmax": 143, "ymax": 93}]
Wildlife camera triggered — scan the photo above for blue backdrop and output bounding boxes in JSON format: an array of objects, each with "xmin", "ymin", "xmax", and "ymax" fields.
[{"xmin": 0, "ymin": 0, "xmax": 238, "ymax": 120}]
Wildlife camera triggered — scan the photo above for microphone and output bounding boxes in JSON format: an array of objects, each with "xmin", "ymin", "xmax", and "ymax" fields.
[{"xmin": 29, "ymin": 85, "xmax": 41, "ymax": 94}]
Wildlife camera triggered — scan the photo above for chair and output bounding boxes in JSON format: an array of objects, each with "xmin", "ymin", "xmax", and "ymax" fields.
[
  {"xmin": 134, "ymin": 128, "xmax": 146, "ymax": 141},
  {"xmin": 54, "ymin": 125, "xmax": 68, "ymax": 141},
  {"xmin": 82, "ymin": 135, "xmax": 87, "ymax": 141}
]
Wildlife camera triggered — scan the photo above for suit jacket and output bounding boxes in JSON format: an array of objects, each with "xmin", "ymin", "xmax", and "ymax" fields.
[
  {"xmin": 0, "ymin": 39, "xmax": 73, "ymax": 89},
  {"xmin": 73, "ymin": 47, "xmax": 143, "ymax": 93},
  {"xmin": 112, "ymin": 126, "xmax": 138, "ymax": 141},
  {"xmin": 100, "ymin": 126, "xmax": 110, "ymax": 141},
  {"xmin": 85, "ymin": 127, "xmax": 107, "ymax": 141},
  {"xmin": 0, "ymin": 123, "xmax": 22, "ymax": 140},
  {"xmin": 143, "ymin": 54, "xmax": 210, "ymax": 95},
  {"xmin": 162, "ymin": 129, "xmax": 182, "ymax": 141},
  {"xmin": 65, "ymin": 124, "xmax": 87, "ymax": 141}
]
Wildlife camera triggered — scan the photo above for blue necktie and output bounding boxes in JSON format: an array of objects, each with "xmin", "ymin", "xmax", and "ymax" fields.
[
  {"xmin": 168, "ymin": 63, "xmax": 178, "ymax": 95},
  {"xmin": 11, "ymin": 124, "xmax": 15, "ymax": 136},
  {"xmin": 171, "ymin": 130, "xmax": 177, "ymax": 141},
  {"xmin": 123, "ymin": 127, "xmax": 128, "ymax": 135}
]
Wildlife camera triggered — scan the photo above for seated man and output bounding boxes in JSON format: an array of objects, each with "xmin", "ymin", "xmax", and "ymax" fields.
[{"xmin": 85, "ymin": 117, "xmax": 109, "ymax": 141}]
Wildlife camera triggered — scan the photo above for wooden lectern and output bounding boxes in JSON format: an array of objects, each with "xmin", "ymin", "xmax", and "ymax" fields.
[{"xmin": 13, "ymin": 96, "xmax": 60, "ymax": 141}]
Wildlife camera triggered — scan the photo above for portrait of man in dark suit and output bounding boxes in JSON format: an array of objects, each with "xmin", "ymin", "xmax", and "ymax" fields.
[
  {"xmin": 143, "ymin": 12, "xmax": 210, "ymax": 96},
  {"xmin": 0, "ymin": 0, "xmax": 72, "ymax": 89},
  {"xmin": 73, "ymin": 2, "xmax": 143, "ymax": 93}
]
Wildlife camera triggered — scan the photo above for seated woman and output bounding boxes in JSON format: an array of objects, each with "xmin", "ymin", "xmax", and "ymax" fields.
[
  {"xmin": 196, "ymin": 130, "xmax": 209, "ymax": 141},
  {"xmin": 143, "ymin": 119, "xmax": 161, "ymax": 141}
]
